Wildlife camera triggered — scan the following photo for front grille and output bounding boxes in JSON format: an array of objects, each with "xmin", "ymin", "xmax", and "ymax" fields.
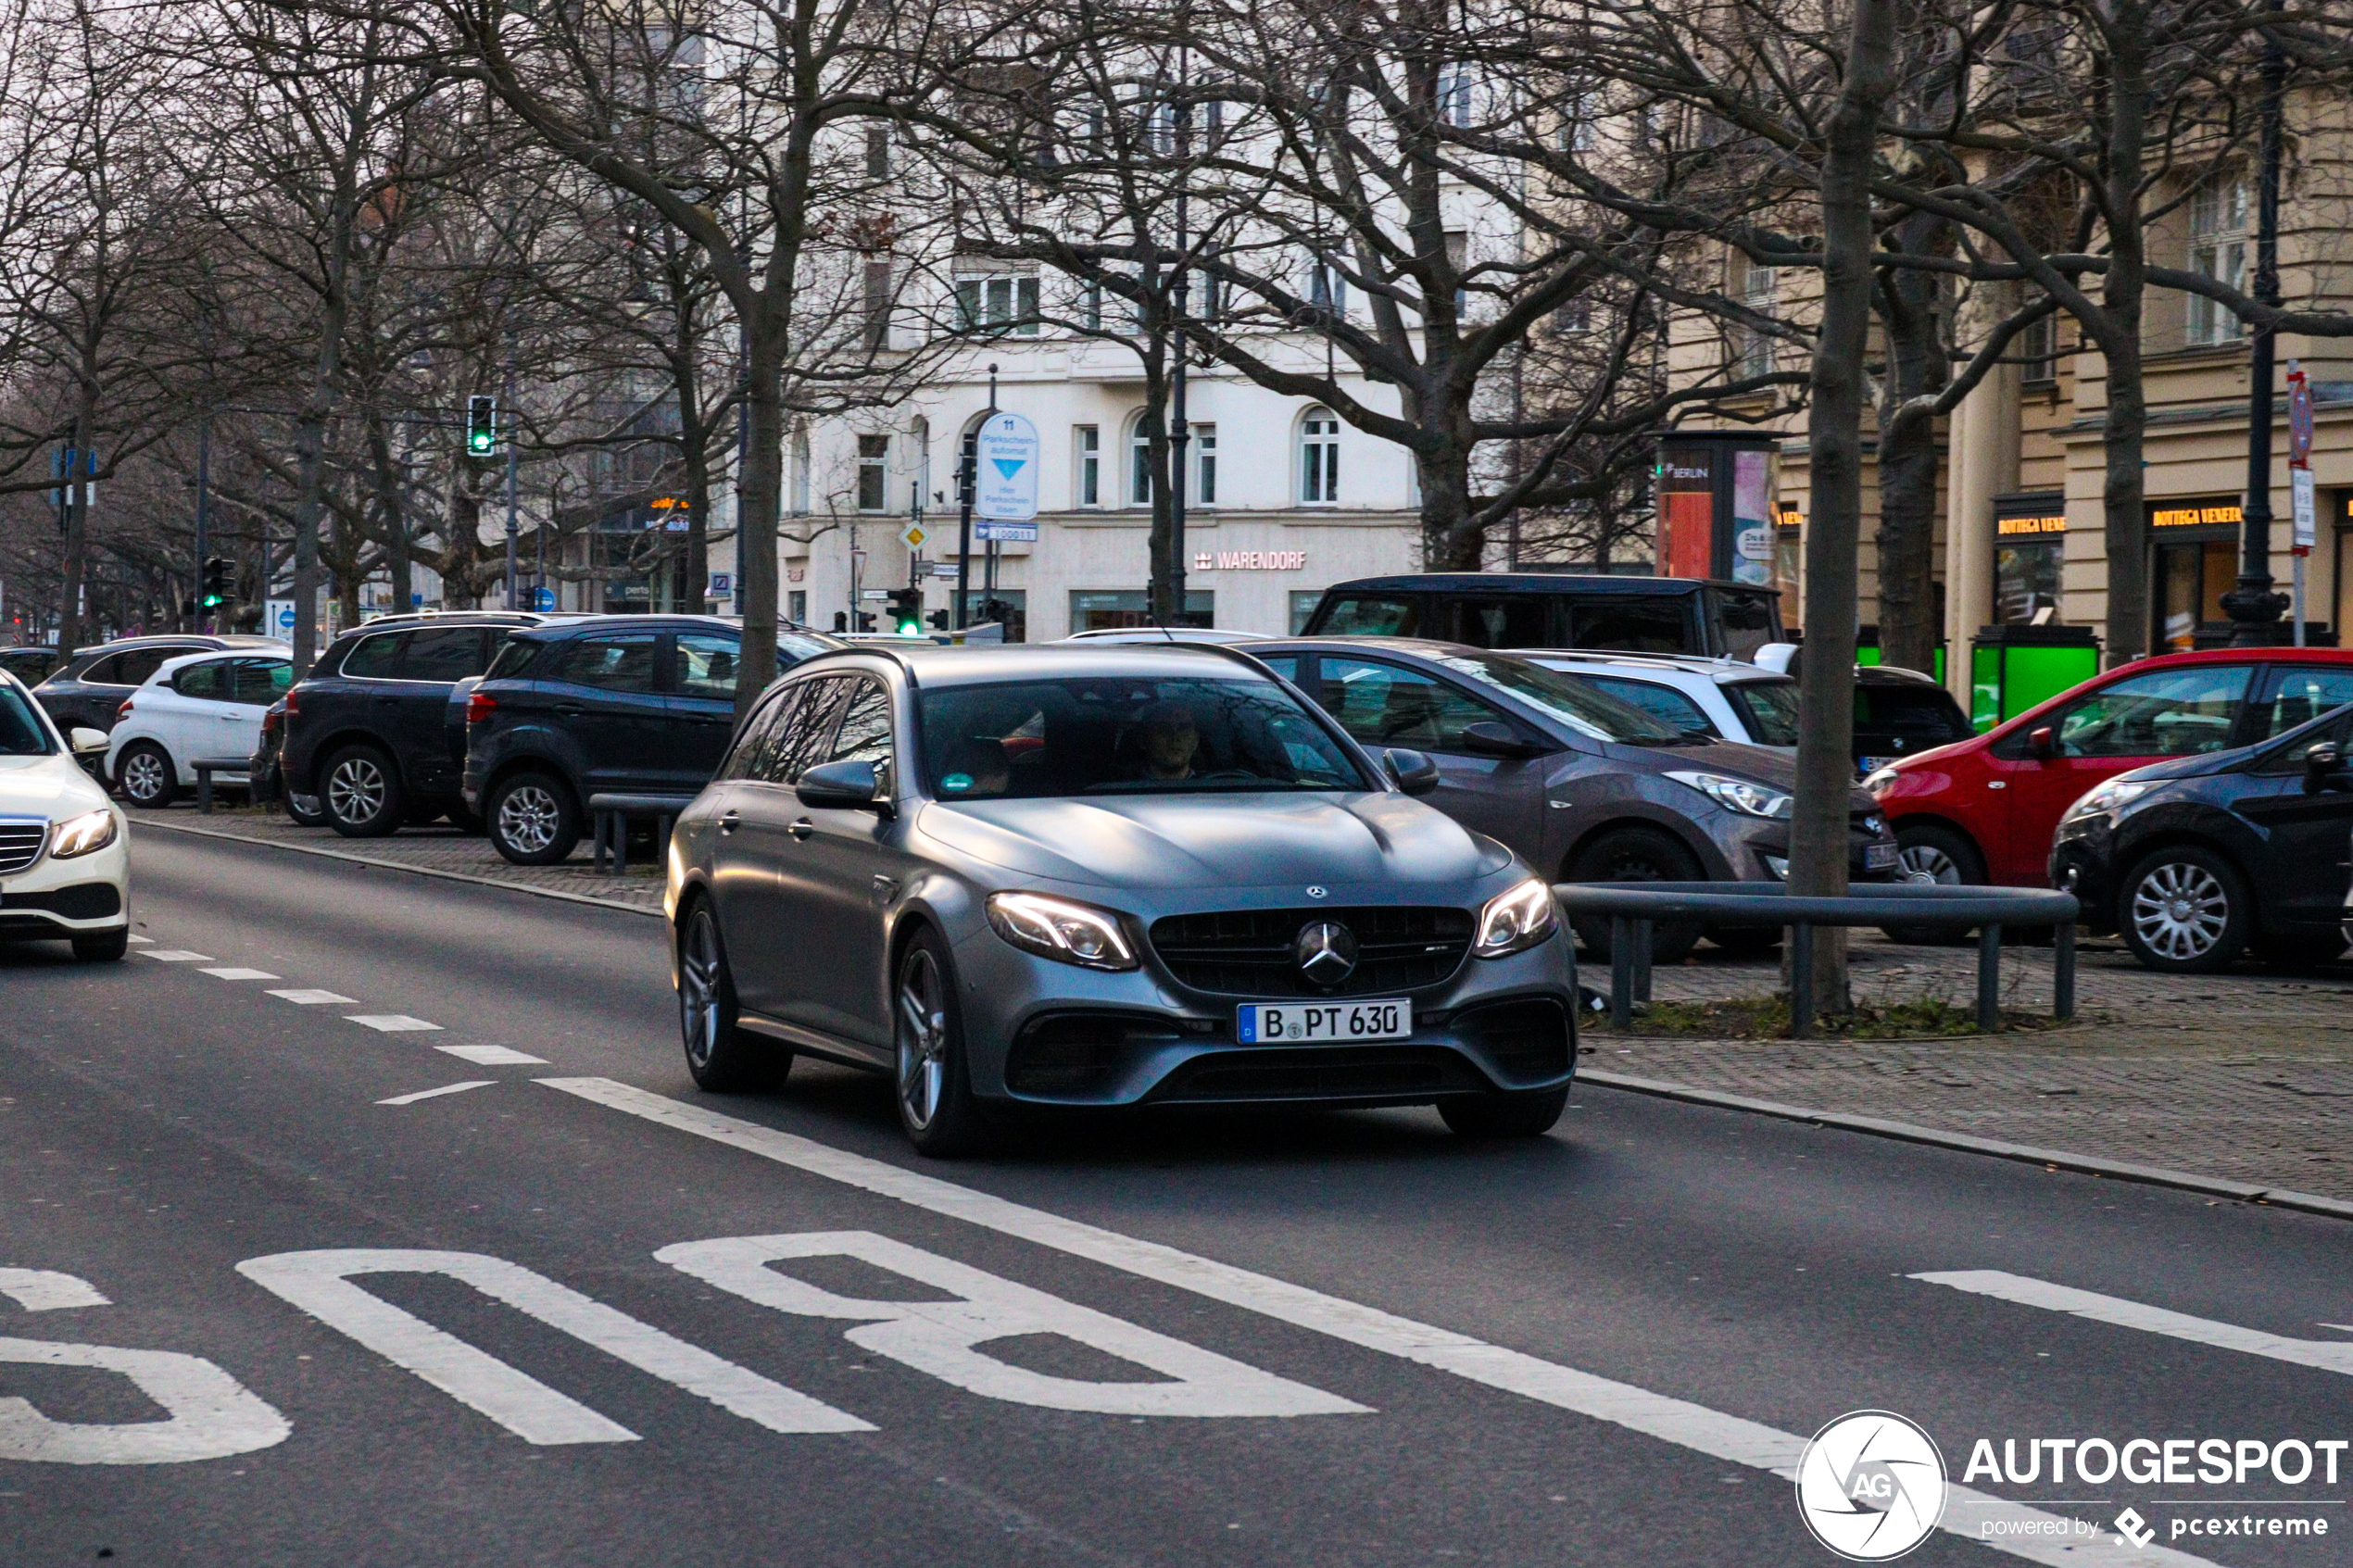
[
  {"xmin": 2, "ymin": 882, "xmax": 121, "ymax": 921},
  {"xmin": 1149, "ymin": 906, "xmax": 1474, "ymax": 997},
  {"xmin": 0, "ymin": 821, "xmax": 45, "ymax": 875},
  {"xmin": 1151, "ymin": 1046, "xmax": 1484, "ymax": 1104}
]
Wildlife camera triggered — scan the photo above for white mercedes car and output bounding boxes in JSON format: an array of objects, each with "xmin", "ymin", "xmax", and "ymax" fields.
[{"xmin": 0, "ymin": 670, "xmax": 130, "ymax": 960}]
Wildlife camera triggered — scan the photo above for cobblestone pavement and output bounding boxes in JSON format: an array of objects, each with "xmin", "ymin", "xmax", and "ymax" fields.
[
  {"xmin": 125, "ymin": 801, "xmax": 666, "ymax": 911},
  {"xmin": 128, "ymin": 800, "xmax": 2353, "ymax": 1207}
]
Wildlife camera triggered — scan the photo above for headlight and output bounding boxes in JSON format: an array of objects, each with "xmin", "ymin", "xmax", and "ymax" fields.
[
  {"xmin": 1665, "ymin": 771, "xmax": 1793, "ymax": 820},
  {"xmin": 2062, "ymin": 779, "xmax": 2152, "ymax": 822},
  {"xmin": 1861, "ymin": 766, "xmax": 1899, "ymax": 797},
  {"xmin": 1473, "ymin": 877, "xmax": 1558, "ymax": 958},
  {"xmin": 51, "ymin": 809, "xmax": 118, "ymax": 859},
  {"xmin": 985, "ymin": 892, "xmax": 1139, "ymax": 971}
]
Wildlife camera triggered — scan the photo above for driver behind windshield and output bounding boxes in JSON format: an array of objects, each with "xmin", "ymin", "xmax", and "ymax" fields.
[{"xmin": 1137, "ymin": 699, "xmax": 1200, "ymax": 781}]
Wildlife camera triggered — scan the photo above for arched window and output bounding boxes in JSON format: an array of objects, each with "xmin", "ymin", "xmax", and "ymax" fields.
[
  {"xmin": 1299, "ymin": 408, "xmax": 1340, "ymax": 505},
  {"xmin": 1129, "ymin": 415, "xmax": 1153, "ymax": 507}
]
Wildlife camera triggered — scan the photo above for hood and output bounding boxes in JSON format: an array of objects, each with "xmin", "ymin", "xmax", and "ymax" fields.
[
  {"xmin": 2107, "ymin": 748, "xmax": 2250, "ymax": 785},
  {"xmin": 1615, "ymin": 737, "xmax": 1880, "ymax": 811},
  {"xmin": 918, "ymin": 790, "xmax": 1516, "ymax": 891},
  {"xmin": 0, "ymin": 751, "xmax": 110, "ymax": 816}
]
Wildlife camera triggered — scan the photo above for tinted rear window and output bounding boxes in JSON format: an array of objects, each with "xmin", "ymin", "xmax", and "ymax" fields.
[
  {"xmin": 1725, "ymin": 679, "xmax": 1802, "ymax": 746},
  {"xmin": 1567, "ymin": 597, "xmax": 1689, "ymax": 654},
  {"xmin": 1312, "ymin": 596, "xmax": 1420, "ymax": 636},
  {"xmin": 1856, "ymin": 685, "xmax": 1969, "ymax": 741},
  {"xmin": 401, "ymin": 628, "xmax": 490, "ymax": 683},
  {"xmin": 341, "ymin": 632, "xmax": 408, "ymax": 678},
  {"xmin": 484, "ymin": 638, "xmax": 544, "ymax": 681}
]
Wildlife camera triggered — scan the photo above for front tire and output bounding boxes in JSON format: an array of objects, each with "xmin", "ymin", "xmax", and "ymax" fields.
[
  {"xmin": 1440, "ymin": 1086, "xmax": 1569, "ymax": 1138},
  {"xmin": 283, "ymin": 788, "xmax": 328, "ymax": 827},
  {"xmin": 71, "ymin": 927, "xmax": 130, "ymax": 962},
  {"xmin": 322, "ymin": 746, "xmax": 404, "ymax": 837},
  {"xmin": 1567, "ymin": 827, "xmax": 1705, "ymax": 964},
  {"xmin": 894, "ymin": 926, "xmax": 988, "ymax": 1157},
  {"xmin": 1881, "ymin": 822, "xmax": 1984, "ymax": 944},
  {"xmin": 676, "ymin": 901, "xmax": 789, "ymax": 1091},
  {"xmin": 2119, "ymin": 845, "xmax": 2250, "ymax": 973},
  {"xmin": 486, "ymin": 771, "xmax": 581, "ymax": 865},
  {"xmin": 115, "ymin": 743, "xmax": 178, "ymax": 809}
]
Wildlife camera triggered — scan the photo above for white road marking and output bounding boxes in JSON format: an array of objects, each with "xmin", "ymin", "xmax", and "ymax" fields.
[
  {"xmin": 198, "ymin": 967, "xmax": 279, "ymax": 982},
  {"xmin": 138, "ymin": 950, "xmax": 214, "ymax": 962},
  {"xmin": 659, "ymin": 1231, "xmax": 1363, "ymax": 1419},
  {"xmin": 376, "ymin": 1081, "xmax": 496, "ymax": 1107},
  {"xmin": 1913, "ymin": 1270, "xmax": 2353, "ymax": 1377},
  {"xmin": 268, "ymin": 988, "xmax": 358, "ymax": 1006},
  {"xmin": 542, "ymin": 1077, "xmax": 2222, "ymax": 1568},
  {"xmin": 345, "ymin": 1015, "xmax": 441, "ymax": 1034},
  {"xmin": 126, "ymin": 935, "xmax": 151, "ymax": 945},
  {"xmin": 235, "ymin": 1249, "xmax": 870, "ymax": 1444},
  {"xmin": 0, "ymin": 1269, "xmax": 109, "ymax": 1311},
  {"xmin": 435, "ymin": 1044, "xmax": 546, "ymax": 1066}
]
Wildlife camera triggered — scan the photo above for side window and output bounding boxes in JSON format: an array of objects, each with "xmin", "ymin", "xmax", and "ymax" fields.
[
  {"xmin": 1255, "ymin": 655, "xmax": 1302, "ymax": 682},
  {"xmin": 110, "ymin": 648, "xmax": 178, "ymax": 687},
  {"xmin": 2049, "ymin": 666, "xmax": 2252, "ymax": 759},
  {"xmin": 721, "ymin": 687, "xmax": 799, "ymax": 782},
  {"xmin": 1315, "ymin": 596, "xmax": 1418, "ymax": 636},
  {"xmin": 828, "ymin": 680, "xmax": 894, "ymax": 771},
  {"xmin": 77, "ymin": 653, "xmax": 123, "ymax": 685},
  {"xmin": 401, "ymin": 628, "xmax": 489, "ymax": 683},
  {"xmin": 1569, "ymin": 598, "xmax": 1689, "ymax": 654},
  {"xmin": 484, "ymin": 636, "xmax": 540, "ymax": 681},
  {"xmin": 764, "ymin": 677, "xmax": 851, "ymax": 785},
  {"xmin": 1316, "ymin": 657, "xmax": 1504, "ymax": 754},
  {"xmin": 172, "ymin": 660, "xmax": 225, "ymax": 700},
  {"xmin": 674, "ymin": 633, "xmax": 741, "ymax": 701},
  {"xmin": 1584, "ymin": 676, "xmax": 1716, "ymax": 736},
  {"xmin": 1449, "ymin": 597, "xmax": 1548, "ymax": 650},
  {"xmin": 553, "ymin": 633, "xmax": 660, "ymax": 693},
  {"xmin": 341, "ymin": 633, "xmax": 409, "ymax": 679},
  {"xmin": 2256, "ymin": 666, "xmax": 2353, "ymax": 741},
  {"xmin": 230, "ymin": 660, "xmax": 293, "ymax": 707}
]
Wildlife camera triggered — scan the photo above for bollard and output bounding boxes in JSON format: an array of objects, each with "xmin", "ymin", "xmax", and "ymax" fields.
[
  {"xmin": 1976, "ymin": 923, "xmax": 2004, "ymax": 1032},
  {"xmin": 1789, "ymin": 921, "xmax": 1814, "ymax": 1039},
  {"xmin": 1610, "ymin": 917, "xmax": 1633, "ymax": 1031},
  {"xmin": 2054, "ymin": 922, "xmax": 2076, "ymax": 1021}
]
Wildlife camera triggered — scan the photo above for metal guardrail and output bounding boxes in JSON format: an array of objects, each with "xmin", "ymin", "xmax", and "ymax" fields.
[
  {"xmin": 1552, "ymin": 882, "xmax": 2082, "ymax": 1038},
  {"xmin": 587, "ymin": 792, "xmax": 696, "ymax": 875}
]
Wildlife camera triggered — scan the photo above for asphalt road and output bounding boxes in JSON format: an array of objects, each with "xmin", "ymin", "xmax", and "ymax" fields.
[{"xmin": 3, "ymin": 829, "xmax": 2350, "ymax": 1568}]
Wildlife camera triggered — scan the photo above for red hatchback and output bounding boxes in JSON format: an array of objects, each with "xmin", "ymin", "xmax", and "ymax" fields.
[{"xmin": 1864, "ymin": 648, "xmax": 2353, "ymax": 887}]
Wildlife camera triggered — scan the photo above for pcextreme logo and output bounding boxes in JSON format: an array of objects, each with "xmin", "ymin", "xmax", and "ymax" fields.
[{"xmin": 1794, "ymin": 1411, "xmax": 1950, "ymax": 1562}]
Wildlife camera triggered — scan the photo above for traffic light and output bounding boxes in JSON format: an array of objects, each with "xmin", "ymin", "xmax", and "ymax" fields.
[
  {"xmin": 199, "ymin": 557, "xmax": 233, "ymax": 609},
  {"xmin": 926, "ymin": 608, "xmax": 949, "ymax": 632},
  {"xmin": 888, "ymin": 586, "xmax": 925, "ymax": 637},
  {"xmin": 466, "ymin": 395, "xmax": 498, "ymax": 456},
  {"xmin": 855, "ymin": 611, "xmax": 876, "ymax": 633}
]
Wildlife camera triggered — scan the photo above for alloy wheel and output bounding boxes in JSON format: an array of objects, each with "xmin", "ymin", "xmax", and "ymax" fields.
[
  {"xmin": 1898, "ymin": 843, "xmax": 1960, "ymax": 884},
  {"xmin": 679, "ymin": 909, "xmax": 724, "ymax": 1069},
  {"xmin": 2130, "ymin": 860, "xmax": 2230, "ymax": 961},
  {"xmin": 896, "ymin": 947, "xmax": 948, "ymax": 1132},
  {"xmin": 497, "ymin": 785, "xmax": 560, "ymax": 856},
  {"xmin": 120, "ymin": 750, "xmax": 167, "ymax": 805},
  {"xmin": 329, "ymin": 757, "xmax": 386, "ymax": 825}
]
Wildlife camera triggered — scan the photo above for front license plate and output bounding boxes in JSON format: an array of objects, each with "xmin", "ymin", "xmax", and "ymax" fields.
[
  {"xmin": 1236, "ymin": 998, "xmax": 1412, "ymax": 1045},
  {"xmin": 1865, "ymin": 841, "xmax": 1900, "ymax": 871},
  {"xmin": 1858, "ymin": 755, "xmax": 1894, "ymax": 774}
]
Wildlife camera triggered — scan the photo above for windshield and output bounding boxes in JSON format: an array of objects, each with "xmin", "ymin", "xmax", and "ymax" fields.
[
  {"xmin": 1429, "ymin": 653, "xmax": 1689, "ymax": 745},
  {"xmin": 0, "ymin": 683, "xmax": 54, "ymax": 755},
  {"xmin": 918, "ymin": 675, "xmax": 1369, "ymax": 798},
  {"xmin": 1726, "ymin": 679, "xmax": 1802, "ymax": 746}
]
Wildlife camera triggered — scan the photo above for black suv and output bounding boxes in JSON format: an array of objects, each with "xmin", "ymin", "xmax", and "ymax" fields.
[
  {"xmin": 34, "ymin": 634, "xmax": 284, "ymax": 734},
  {"xmin": 0, "ymin": 646, "xmax": 59, "ymax": 685},
  {"xmin": 462, "ymin": 616, "xmax": 839, "ymax": 864},
  {"xmin": 1300, "ymin": 573, "xmax": 1786, "ymax": 661},
  {"xmin": 283, "ymin": 612, "xmax": 552, "ymax": 835}
]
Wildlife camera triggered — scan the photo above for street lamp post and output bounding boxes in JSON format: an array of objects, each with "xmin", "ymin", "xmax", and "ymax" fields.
[{"xmin": 2222, "ymin": 11, "xmax": 2291, "ymax": 646}]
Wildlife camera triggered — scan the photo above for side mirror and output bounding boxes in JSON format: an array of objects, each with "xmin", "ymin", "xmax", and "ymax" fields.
[
  {"xmin": 797, "ymin": 758, "xmax": 887, "ymax": 811},
  {"xmin": 2026, "ymin": 725, "xmax": 2057, "ymax": 761},
  {"xmin": 69, "ymin": 727, "xmax": 108, "ymax": 757},
  {"xmin": 1382, "ymin": 747, "xmax": 1441, "ymax": 797},
  {"xmin": 2302, "ymin": 741, "xmax": 2347, "ymax": 796},
  {"xmin": 1459, "ymin": 721, "xmax": 1542, "ymax": 759}
]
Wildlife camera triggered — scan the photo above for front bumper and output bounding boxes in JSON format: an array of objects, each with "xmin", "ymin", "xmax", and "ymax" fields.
[
  {"xmin": 2048, "ymin": 820, "xmax": 2119, "ymax": 933},
  {"xmin": 948, "ymin": 916, "xmax": 1578, "ymax": 1110},
  {"xmin": 0, "ymin": 821, "xmax": 130, "ymax": 940}
]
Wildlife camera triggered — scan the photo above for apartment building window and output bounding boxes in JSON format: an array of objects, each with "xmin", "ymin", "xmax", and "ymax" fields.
[
  {"xmin": 864, "ymin": 126, "xmax": 890, "ymax": 179},
  {"xmin": 2020, "ymin": 310, "xmax": 2061, "ymax": 383},
  {"xmin": 955, "ymin": 274, "xmax": 1040, "ymax": 335},
  {"xmin": 2187, "ymin": 179, "xmax": 2248, "ymax": 345},
  {"xmin": 1083, "ymin": 280, "xmax": 1103, "ymax": 332},
  {"xmin": 1308, "ymin": 255, "xmax": 1346, "ymax": 317},
  {"xmin": 788, "ymin": 590, "xmax": 808, "ymax": 623},
  {"xmin": 1300, "ymin": 408, "xmax": 1340, "ymax": 505},
  {"xmin": 789, "ymin": 423, "xmax": 812, "ymax": 515},
  {"xmin": 1193, "ymin": 422, "xmax": 1216, "ymax": 505},
  {"xmin": 1436, "ymin": 67, "xmax": 1473, "ymax": 127},
  {"xmin": 1737, "ymin": 257, "xmax": 1777, "ymax": 377},
  {"xmin": 856, "ymin": 434, "xmax": 889, "ymax": 512},
  {"xmin": 1130, "ymin": 419, "xmax": 1153, "ymax": 506},
  {"xmin": 1446, "ymin": 230, "xmax": 1469, "ymax": 317},
  {"xmin": 1075, "ymin": 425, "xmax": 1101, "ymax": 507},
  {"xmin": 862, "ymin": 260, "xmax": 892, "ymax": 352}
]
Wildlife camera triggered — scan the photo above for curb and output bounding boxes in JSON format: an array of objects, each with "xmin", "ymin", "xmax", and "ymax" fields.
[
  {"xmin": 1576, "ymin": 1067, "xmax": 2353, "ymax": 1223},
  {"xmin": 131, "ymin": 816, "xmax": 667, "ymax": 922}
]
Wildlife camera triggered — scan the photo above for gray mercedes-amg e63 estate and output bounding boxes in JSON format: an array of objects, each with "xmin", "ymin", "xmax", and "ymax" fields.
[{"xmin": 664, "ymin": 641, "xmax": 1576, "ymax": 1155}]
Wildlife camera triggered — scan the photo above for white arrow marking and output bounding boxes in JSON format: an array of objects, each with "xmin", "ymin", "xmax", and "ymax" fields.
[
  {"xmin": 0, "ymin": 1269, "xmax": 108, "ymax": 1312},
  {"xmin": 1913, "ymin": 1269, "xmax": 2353, "ymax": 1376},
  {"xmin": 376, "ymin": 1081, "xmax": 495, "ymax": 1107},
  {"xmin": 0, "ymin": 1337, "xmax": 291, "ymax": 1464}
]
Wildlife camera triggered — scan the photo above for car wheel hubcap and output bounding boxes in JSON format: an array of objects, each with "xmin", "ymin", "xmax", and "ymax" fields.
[
  {"xmin": 2131, "ymin": 863, "xmax": 2229, "ymax": 960},
  {"xmin": 1899, "ymin": 844, "xmax": 1960, "ymax": 884},
  {"xmin": 679, "ymin": 913, "xmax": 724, "ymax": 1067},
  {"xmin": 896, "ymin": 949, "xmax": 948, "ymax": 1131},
  {"xmin": 330, "ymin": 759, "xmax": 385, "ymax": 823},
  {"xmin": 123, "ymin": 752, "xmax": 164, "ymax": 802},
  {"xmin": 497, "ymin": 786, "xmax": 560, "ymax": 854}
]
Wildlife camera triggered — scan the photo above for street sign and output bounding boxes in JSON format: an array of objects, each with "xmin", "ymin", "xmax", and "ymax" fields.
[
  {"xmin": 929, "ymin": 562, "xmax": 962, "ymax": 580},
  {"xmin": 2291, "ymin": 466, "xmax": 2316, "ymax": 552},
  {"xmin": 972, "ymin": 412, "xmax": 1039, "ymax": 540},
  {"xmin": 532, "ymin": 586, "xmax": 559, "ymax": 612},
  {"xmin": 861, "ymin": 589, "xmax": 889, "ymax": 601},
  {"xmin": 707, "ymin": 573, "xmax": 732, "ymax": 596},
  {"xmin": 266, "ymin": 599, "xmax": 296, "ymax": 639},
  {"xmin": 2287, "ymin": 365, "xmax": 2314, "ymax": 465},
  {"xmin": 900, "ymin": 521, "xmax": 931, "ymax": 551}
]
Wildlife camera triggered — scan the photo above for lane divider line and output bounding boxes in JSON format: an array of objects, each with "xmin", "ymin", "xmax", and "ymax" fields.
[
  {"xmin": 535, "ymin": 1075, "xmax": 2222, "ymax": 1568},
  {"xmin": 267, "ymin": 989, "xmax": 358, "ymax": 1006},
  {"xmin": 1913, "ymin": 1270, "xmax": 2353, "ymax": 1378},
  {"xmin": 127, "ymin": 934, "xmax": 151, "ymax": 945},
  {"xmin": 377, "ymin": 1081, "xmax": 497, "ymax": 1107},
  {"xmin": 199, "ymin": 967, "xmax": 280, "ymax": 982},
  {"xmin": 437, "ymin": 1045, "xmax": 547, "ymax": 1066},
  {"xmin": 137, "ymin": 950, "xmax": 214, "ymax": 962},
  {"xmin": 345, "ymin": 1015, "xmax": 441, "ymax": 1034}
]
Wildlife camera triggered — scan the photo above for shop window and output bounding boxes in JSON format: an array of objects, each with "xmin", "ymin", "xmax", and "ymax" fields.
[
  {"xmin": 1288, "ymin": 591, "xmax": 1324, "ymax": 633},
  {"xmin": 1069, "ymin": 589, "xmax": 1212, "ymax": 632},
  {"xmin": 955, "ymin": 589, "xmax": 1028, "ymax": 644}
]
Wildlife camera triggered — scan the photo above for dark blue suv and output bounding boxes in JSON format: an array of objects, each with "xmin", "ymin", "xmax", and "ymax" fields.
[{"xmin": 463, "ymin": 615, "xmax": 838, "ymax": 864}]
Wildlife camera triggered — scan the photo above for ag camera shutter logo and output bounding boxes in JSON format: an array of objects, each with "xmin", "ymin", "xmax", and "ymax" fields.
[{"xmin": 1795, "ymin": 1411, "xmax": 1948, "ymax": 1561}]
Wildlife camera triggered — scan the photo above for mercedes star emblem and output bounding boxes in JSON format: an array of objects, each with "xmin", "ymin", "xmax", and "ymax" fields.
[
  {"xmin": 1294, "ymin": 921, "xmax": 1359, "ymax": 986},
  {"xmin": 1305, "ymin": 885, "xmax": 1328, "ymax": 899}
]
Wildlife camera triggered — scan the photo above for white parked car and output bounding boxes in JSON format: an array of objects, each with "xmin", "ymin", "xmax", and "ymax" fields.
[
  {"xmin": 1515, "ymin": 650, "xmax": 1805, "ymax": 746},
  {"xmin": 0, "ymin": 671, "xmax": 130, "ymax": 960},
  {"xmin": 107, "ymin": 648, "xmax": 292, "ymax": 808}
]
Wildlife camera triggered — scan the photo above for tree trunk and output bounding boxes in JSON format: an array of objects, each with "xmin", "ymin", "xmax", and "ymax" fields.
[
  {"xmin": 1420, "ymin": 439, "xmax": 1479, "ymax": 570},
  {"xmin": 55, "ymin": 401, "xmax": 94, "ymax": 660},
  {"xmin": 2098, "ymin": 8, "xmax": 2151, "ymax": 666},
  {"xmin": 1790, "ymin": 0, "xmax": 1900, "ymax": 1020},
  {"xmin": 736, "ymin": 334, "xmax": 785, "ymax": 722},
  {"xmin": 1873, "ymin": 218, "xmax": 1951, "ymax": 675}
]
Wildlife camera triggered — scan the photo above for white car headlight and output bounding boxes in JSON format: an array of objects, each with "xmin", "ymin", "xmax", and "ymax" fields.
[
  {"xmin": 1665, "ymin": 771, "xmax": 1793, "ymax": 820},
  {"xmin": 1861, "ymin": 766, "xmax": 1899, "ymax": 797},
  {"xmin": 985, "ymin": 892, "xmax": 1139, "ymax": 971},
  {"xmin": 51, "ymin": 808, "xmax": 118, "ymax": 859},
  {"xmin": 1473, "ymin": 877, "xmax": 1558, "ymax": 958},
  {"xmin": 2063, "ymin": 778, "xmax": 2153, "ymax": 822}
]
